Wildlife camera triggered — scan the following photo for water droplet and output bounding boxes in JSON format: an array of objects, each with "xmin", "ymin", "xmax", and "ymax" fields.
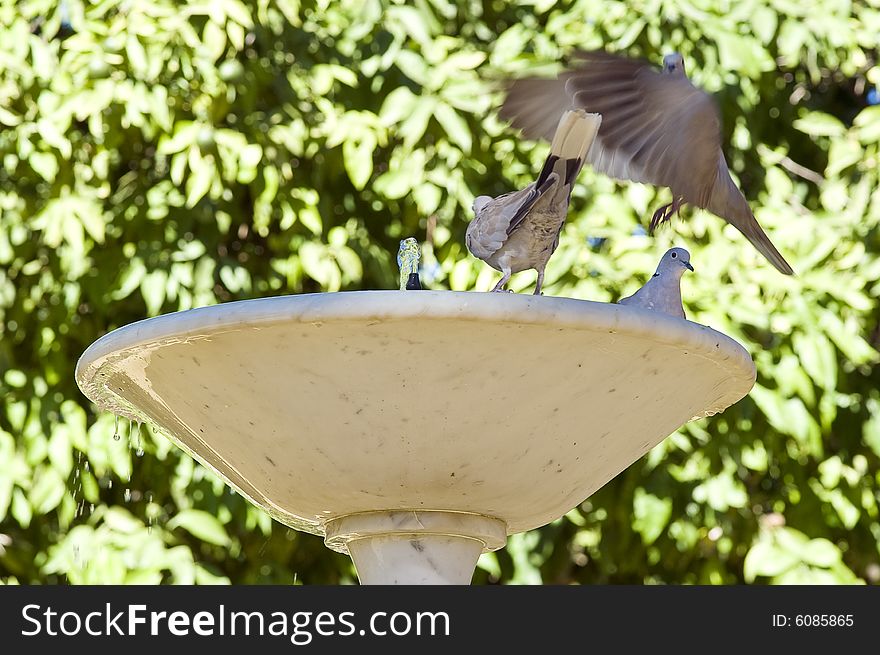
[
  {"xmin": 132, "ymin": 421, "xmax": 144, "ymax": 456},
  {"xmin": 113, "ymin": 415, "xmax": 119, "ymax": 441},
  {"xmin": 124, "ymin": 488, "xmax": 131, "ymax": 502}
]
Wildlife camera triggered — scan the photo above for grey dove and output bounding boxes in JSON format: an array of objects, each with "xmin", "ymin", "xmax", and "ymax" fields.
[
  {"xmin": 618, "ymin": 247, "xmax": 693, "ymax": 319},
  {"xmin": 467, "ymin": 109, "xmax": 601, "ymax": 294},
  {"xmin": 500, "ymin": 50, "xmax": 794, "ymax": 275}
]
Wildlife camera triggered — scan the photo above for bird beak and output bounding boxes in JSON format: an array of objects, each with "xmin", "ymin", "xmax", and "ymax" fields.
[{"xmin": 684, "ymin": 261, "xmax": 694, "ymax": 272}]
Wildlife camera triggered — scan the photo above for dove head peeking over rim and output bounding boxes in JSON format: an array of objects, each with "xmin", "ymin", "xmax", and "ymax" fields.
[
  {"xmin": 654, "ymin": 247, "xmax": 694, "ymax": 278},
  {"xmin": 662, "ymin": 53, "xmax": 686, "ymax": 75}
]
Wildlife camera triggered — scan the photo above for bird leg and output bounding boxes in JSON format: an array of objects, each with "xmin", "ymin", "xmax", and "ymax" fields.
[
  {"xmin": 491, "ymin": 269, "xmax": 513, "ymax": 293},
  {"xmin": 534, "ymin": 268, "xmax": 545, "ymax": 296},
  {"xmin": 649, "ymin": 197, "xmax": 685, "ymax": 234}
]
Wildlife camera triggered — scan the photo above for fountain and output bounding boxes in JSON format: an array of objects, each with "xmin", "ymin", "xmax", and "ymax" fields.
[{"xmin": 75, "ymin": 289, "xmax": 756, "ymax": 584}]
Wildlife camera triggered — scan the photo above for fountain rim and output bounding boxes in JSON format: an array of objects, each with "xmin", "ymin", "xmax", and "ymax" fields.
[{"xmin": 76, "ymin": 289, "xmax": 755, "ymax": 404}]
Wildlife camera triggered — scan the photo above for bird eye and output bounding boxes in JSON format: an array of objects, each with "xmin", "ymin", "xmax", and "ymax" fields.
[{"xmin": 671, "ymin": 252, "xmax": 677, "ymax": 258}]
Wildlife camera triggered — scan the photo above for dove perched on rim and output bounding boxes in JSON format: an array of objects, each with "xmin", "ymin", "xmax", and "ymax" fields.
[
  {"xmin": 466, "ymin": 109, "xmax": 602, "ymax": 294},
  {"xmin": 618, "ymin": 247, "xmax": 693, "ymax": 319},
  {"xmin": 499, "ymin": 50, "xmax": 794, "ymax": 275}
]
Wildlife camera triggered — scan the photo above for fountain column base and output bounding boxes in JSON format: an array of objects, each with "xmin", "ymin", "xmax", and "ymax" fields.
[{"xmin": 324, "ymin": 511, "xmax": 507, "ymax": 585}]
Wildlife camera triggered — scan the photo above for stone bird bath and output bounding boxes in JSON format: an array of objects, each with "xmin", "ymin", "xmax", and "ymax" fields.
[{"xmin": 75, "ymin": 290, "xmax": 756, "ymax": 584}]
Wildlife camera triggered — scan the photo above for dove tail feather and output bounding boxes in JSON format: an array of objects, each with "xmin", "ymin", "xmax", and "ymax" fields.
[
  {"xmin": 731, "ymin": 212, "xmax": 795, "ymax": 275},
  {"xmin": 564, "ymin": 157, "xmax": 582, "ymax": 185},
  {"xmin": 710, "ymin": 162, "xmax": 795, "ymax": 275},
  {"xmin": 542, "ymin": 110, "xmax": 602, "ymax": 201},
  {"xmin": 549, "ymin": 109, "xmax": 602, "ymax": 162},
  {"xmin": 535, "ymin": 154, "xmax": 561, "ymax": 190}
]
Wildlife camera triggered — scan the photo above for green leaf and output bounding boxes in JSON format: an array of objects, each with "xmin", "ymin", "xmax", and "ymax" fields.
[
  {"xmin": 4, "ymin": 370, "xmax": 27, "ymax": 388},
  {"xmin": 800, "ymin": 538, "xmax": 842, "ymax": 568},
  {"xmin": 219, "ymin": 265, "xmax": 250, "ymax": 293},
  {"xmin": 141, "ymin": 269, "xmax": 168, "ymax": 316},
  {"xmin": 379, "ymin": 86, "xmax": 419, "ymax": 127},
  {"xmin": 434, "ymin": 104, "xmax": 471, "ymax": 152},
  {"xmin": 342, "ymin": 134, "xmax": 375, "ymax": 190},
  {"xmin": 743, "ymin": 540, "xmax": 798, "ymax": 582},
  {"xmin": 387, "ymin": 5, "xmax": 432, "ymax": 46},
  {"xmin": 632, "ymin": 488, "xmax": 672, "ymax": 545},
  {"xmin": 74, "ymin": 199, "xmax": 106, "ymax": 244},
  {"xmin": 413, "ymin": 182, "xmax": 442, "ymax": 214},
  {"xmin": 30, "ymin": 466, "xmax": 66, "ymax": 515},
  {"xmin": 167, "ymin": 509, "xmax": 231, "ymax": 546},
  {"xmin": 854, "ymin": 106, "xmax": 880, "ymax": 143},
  {"xmin": 793, "ymin": 332, "xmax": 837, "ymax": 390},
  {"xmin": 159, "ymin": 122, "xmax": 200, "ymax": 154},
  {"xmin": 827, "ymin": 489, "xmax": 860, "ymax": 529},
  {"xmin": 48, "ymin": 426, "xmax": 73, "ymax": 478},
  {"xmin": 113, "ymin": 258, "xmax": 147, "ymax": 300},
  {"xmin": 186, "ymin": 155, "xmax": 215, "ymax": 207},
  {"xmin": 29, "ymin": 152, "xmax": 58, "ymax": 182},
  {"xmin": 11, "ymin": 488, "xmax": 32, "ymax": 528},
  {"xmin": 793, "ymin": 112, "xmax": 847, "ymax": 137},
  {"xmin": 864, "ymin": 401, "xmax": 880, "ymax": 459},
  {"xmin": 400, "ymin": 96, "xmax": 437, "ymax": 149},
  {"xmin": 712, "ymin": 32, "xmax": 773, "ymax": 77},
  {"xmin": 826, "ymin": 138, "xmax": 863, "ymax": 177},
  {"xmin": 237, "ymin": 143, "xmax": 262, "ymax": 184},
  {"xmin": 751, "ymin": 6, "xmax": 778, "ymax": 44},
  {"xmin": 692, "ymin": 470, "xmax": 748, "ymax": 511}
]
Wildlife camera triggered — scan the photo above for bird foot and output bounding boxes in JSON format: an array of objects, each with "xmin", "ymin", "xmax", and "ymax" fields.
[
  {"xmin": 649, "ymin": 199, "xmax": 684, "ymax": 234},
  {"xmin": 649, "ymin": 204, "xmax": 673, "ymax": 234}
]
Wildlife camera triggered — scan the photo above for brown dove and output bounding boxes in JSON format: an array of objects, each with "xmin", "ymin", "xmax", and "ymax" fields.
[
  {"xmin": 466, "ymin": 109, "xmax": 602, "ymax": 294},
  {"xmin": 499, "ymin": 50, "xmax": 794, "ymax": 275}
]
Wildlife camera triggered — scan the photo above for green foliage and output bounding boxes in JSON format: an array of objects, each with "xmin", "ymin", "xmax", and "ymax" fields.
[{"xmin": 1, "ymin": 0, "xmax": 879, "ymax": 584}]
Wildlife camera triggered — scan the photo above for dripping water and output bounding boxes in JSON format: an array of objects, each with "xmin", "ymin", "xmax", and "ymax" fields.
[
  {"xmin": 146, "ymin": 491, "xmax": 154, "ymax": 534},
  {"xmin": 135, "ymin": 421, "xmax": 144, "ymax": 457}
]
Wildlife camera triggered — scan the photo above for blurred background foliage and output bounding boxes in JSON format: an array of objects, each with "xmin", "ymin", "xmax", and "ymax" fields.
[{"xmin": 1, "ymin": 0, "xmax": 879, "ymax": 585}]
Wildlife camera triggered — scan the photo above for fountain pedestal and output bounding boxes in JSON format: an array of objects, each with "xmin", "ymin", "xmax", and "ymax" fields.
[
  {"xmin": 325, "ymin": 511, "xmax": 506, "ymax": 584},
  {"xmin": 75, "ymin": 291, "xmax": 756, "ymax": 584}
]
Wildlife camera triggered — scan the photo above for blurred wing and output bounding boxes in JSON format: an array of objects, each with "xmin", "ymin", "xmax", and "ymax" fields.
[
  {"xmin": 499, "ymin": 77, "xmax": 575, "ymax": 143},
  {"xmin": 502, "ymin": 51, "xmax": 722, "ymax": 205},
  {"xmin": 564, "ymin": 51, "xmax": 723, "ymax": 203}
]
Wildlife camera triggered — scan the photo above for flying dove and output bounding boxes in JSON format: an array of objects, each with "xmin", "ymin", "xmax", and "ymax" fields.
[
  {"xmin": 618, "ymin": 247, "xmax": 693, "ymax": 319},
  {"xmin": 499, "ymin": 50, "xmax": 794, "ymax": 275},
  {"xmin": 466, "ymin": 109, "xmax": 602, "ymax": 294}
]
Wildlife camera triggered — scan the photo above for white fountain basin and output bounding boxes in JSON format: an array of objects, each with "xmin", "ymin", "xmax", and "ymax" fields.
[{"xmin": 76, "ymin": 290, "xmax": 756, "ymax": 583}]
